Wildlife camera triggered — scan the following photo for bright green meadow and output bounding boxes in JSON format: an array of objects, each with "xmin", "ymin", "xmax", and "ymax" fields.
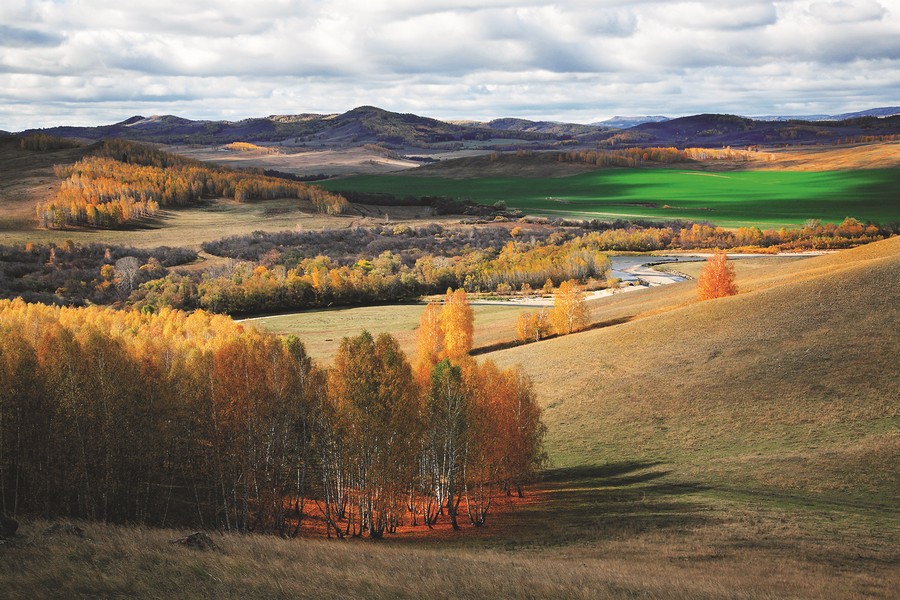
[{"xmin": 321, "ymin": 168, "xmax": 900, "ymax": 227}]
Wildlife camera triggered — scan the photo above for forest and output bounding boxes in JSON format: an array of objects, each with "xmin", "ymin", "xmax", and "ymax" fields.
[
  {"xmin": 0, "ymin": 290, "xmax": 544, "ymax": 537},
  {"xmin": 36, "ymin": 140, "xmax": 349, "ymax": 228}
]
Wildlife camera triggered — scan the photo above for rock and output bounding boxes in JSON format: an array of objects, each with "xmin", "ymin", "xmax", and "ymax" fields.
[
  {"xmin": 0, "ymin": 514, "xmax": 18, "ymax": 537},
  {"xmin": 44, "ymin": 523, "xmax": 85, "ymax": 537},
  {"xmin": 170, "ymin": 531, "xmax": 220, "ymax": 551}
]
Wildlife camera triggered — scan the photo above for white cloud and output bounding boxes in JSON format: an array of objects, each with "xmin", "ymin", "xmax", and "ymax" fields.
[{"xmin": 0, "ymin": 0, "xmax": 898, "ymax": 130}]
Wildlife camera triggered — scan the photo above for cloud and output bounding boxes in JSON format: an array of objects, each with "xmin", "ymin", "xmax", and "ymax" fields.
[
  {"xmin": 0, "ymin": 24, "xmax": 65, "ymax": 47},
  {"xmin": 0, "ymin": 0, "xmax": 899, "ymax": 130},
  {"xmin": 808, "ymin": 0, "xmax": 886, "ymax": 23}
]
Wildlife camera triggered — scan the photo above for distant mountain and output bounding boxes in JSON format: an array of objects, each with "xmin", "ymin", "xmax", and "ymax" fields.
[
  {"xmin": 627, "ymin": 112, "xmax": 900, "ymax": 147},
  {"xmin": 830, "ymin": 107, "xmax": 900, "ymax": 120},
  {"xmin": 593, "ymin": 116, "xmax": 669, "ymax": 128},
  {"xmin": 16, "ymin": 106, "xmax": 900, "ymax": 150},
  {"xmin": 750, "ymin": 114, "xmax": 832, "ymax": 122},
  {"xmin": 485, "ymin": 118, "xmax": 608, "ymax": 137},
  {"xmin": 752, "ymin": 106, "xmax": 900, "ymax": 122},
  {"xmin": 19, "ymin": 106, "xmax": 589, "ymax": 149}
]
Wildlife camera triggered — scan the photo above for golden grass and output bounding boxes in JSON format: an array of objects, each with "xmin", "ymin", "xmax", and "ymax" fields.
[
  {"xmin": 4, "ymin": 482, "xmax": 897, "ymax": 600},
  {"xmin": 491, "ymin": 238, "xmax": 900, "ymax": 494},
  {"xmin": 758, "ymin": 141, "xmax": 900, "ymax": 171},
  {"xmin": 248, "ymin": 302, "xmax": 536, "ymax": 363}
]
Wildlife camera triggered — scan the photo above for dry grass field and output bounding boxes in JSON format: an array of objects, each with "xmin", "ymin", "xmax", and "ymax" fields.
[
  {"xmin": 0, "ymin": 137, "xmax": 87, "ymax": 232},
  {"xmin": 169, "ymin": 144, "xmax": 421, "ymax": 177},
  {"xmin": 760, "ymin": 141, "xmax": 900, "ymax": 171},
  {"xmin": 247, "ymin": 302, "xmax": 536, "ymax": 363}
]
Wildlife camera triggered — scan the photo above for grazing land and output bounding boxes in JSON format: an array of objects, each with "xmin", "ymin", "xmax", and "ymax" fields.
[
  {"xmin": 3, "ymin": 238, "xmax": 898, "ymax": 599},
  {"xmin": 1, "ymin": 117, "xmax": 898, "ymax": 599},
  {"xmin": 246, "ymin": 302, "xmax": 536, "ymax": 363},
  {"xmin": 321, "ymin": 168, "xmax": 900, "ymax": 227}
]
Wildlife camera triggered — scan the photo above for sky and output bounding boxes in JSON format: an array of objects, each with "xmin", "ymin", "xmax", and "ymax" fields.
[{"xmin": 1, "ymin": 0, "xmax": 899, "ymax": 131}]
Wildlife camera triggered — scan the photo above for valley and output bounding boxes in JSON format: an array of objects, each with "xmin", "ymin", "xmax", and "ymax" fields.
[{"xmin": 1, "ymin": 107, "xmax": 898, "ymax": 599}]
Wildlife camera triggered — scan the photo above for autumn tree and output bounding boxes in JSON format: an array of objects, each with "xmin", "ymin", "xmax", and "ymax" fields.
[
  {"xmin": 328, "ymin": 331, "xmax": 420, "ymax": 538},
  {"xmin": 0, "ymin": 298, "xmax": 546, "ymax": 537},
  {"xmin": 516, "ymin": 309, "xmax": 551, "ymax": 344},
  {"xmin": 549, "ymin": 280, "xmax": 589, "ymax": 335},
  {"xmin": 697, "ymin": 250, "xmax": 738, "ymax": 300},
  {"xmin": 439, "ymin": 288, "xmax": 474, "ymax": 362},
  {"xmin": 414, "ymin": 301, "xmax": 444, "ymax": 382},
  {"xmin": 114, "ymin": 256, "xmax": 141, "ymax": 297},
  {"xmin": 422, "ymin": 359, "xmax": 470, "ymax": 530}
]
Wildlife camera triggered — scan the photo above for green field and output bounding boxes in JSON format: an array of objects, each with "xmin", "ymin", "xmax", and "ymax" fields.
[{"xmin": 321, "ymin": 168, "xmax": 900, "ymax": 227}]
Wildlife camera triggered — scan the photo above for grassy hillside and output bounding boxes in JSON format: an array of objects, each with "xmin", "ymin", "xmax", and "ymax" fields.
[
  {"xmin": 492, "ymin": 238, "xmax": 899, "ymax": 506},
  {"xmin": 321, "ymin": 168, "xmax": 900, "ymax": 227}
]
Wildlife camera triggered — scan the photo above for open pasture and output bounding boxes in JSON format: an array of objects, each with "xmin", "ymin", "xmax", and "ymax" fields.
[
  {"xmin": 246, "ymin": 302, "xmax": 536, "ymax": 363},
  {"xmin": 321, "ymin": 168, "xmax": 900, "ymax": 227}
]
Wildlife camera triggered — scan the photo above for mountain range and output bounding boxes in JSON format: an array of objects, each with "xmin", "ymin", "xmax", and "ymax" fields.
[{"xmin": 15, "ymin": 106, "xmax": 900, "ymax": 150}]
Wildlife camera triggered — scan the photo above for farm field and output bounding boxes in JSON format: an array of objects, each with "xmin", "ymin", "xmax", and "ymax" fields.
[{"xmin": 320, "ymin": 168, "xmax": 900, "ymax": 227}]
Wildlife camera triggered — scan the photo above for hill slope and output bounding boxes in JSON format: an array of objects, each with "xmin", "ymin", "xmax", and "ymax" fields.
[
  {"xmin": 492, "ymin": 238, "xmax": 899, "ymax": 509},
  {"xmin": 628, "ymin": 113, "xmax": 900, "ymax": 147}
]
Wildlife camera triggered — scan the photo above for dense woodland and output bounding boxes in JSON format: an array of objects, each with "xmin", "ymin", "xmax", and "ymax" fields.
[
  {"xmin": 0, "ymin": 290, "xmax": 544, "ymax": 536},
  {"xmin": 36, "ymin": 140, "xmax": 349, "ymax": 228},
  {"xmin": 0, "ymin": 242, "xmax": 196, "ymax": 306}
]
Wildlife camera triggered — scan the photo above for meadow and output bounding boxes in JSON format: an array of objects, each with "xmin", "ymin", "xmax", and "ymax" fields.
[
  {"xmin": 246, "ymin": 302, "xmax": 536, "ymax": 363},
  {"xmin": 320, "ymin": 168, "xmax": 900, "ymax": 227},
  {"xmin": 4, "ymin": 241, "xmax": 898, "ymax": 599}
]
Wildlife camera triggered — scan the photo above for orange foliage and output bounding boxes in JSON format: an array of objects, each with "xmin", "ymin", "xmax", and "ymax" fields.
[
  {"xmin": 37, "ymin": 140, "xmax": 348, "ymax": 228},
  {"xmin": 549, "ymin": 280, "xmax": 589, "ymax": 335},
  {"xmin": 697, "ymin": 250, "xmax": 738, "ymax": 300},
  {"xmin": 439, "ymin": 288, "xmax": 474, "ymax": 362}
]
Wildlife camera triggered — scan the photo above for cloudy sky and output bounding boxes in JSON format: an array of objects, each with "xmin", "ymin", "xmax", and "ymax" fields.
[{"xmin": 1, "ymin": 0, "xmax": 898, "ymax": 130}]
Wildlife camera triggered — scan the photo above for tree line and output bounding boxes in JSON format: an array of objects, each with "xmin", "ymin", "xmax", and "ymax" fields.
[
  {"xmin": 518, "ymin": 217, "xmax": 892, "ymax": 252},
  {"xmin": 135, "ymin": 236, "xmax": 611, "ymax": 315},
  {"xmin": 37, "ymin": 140, "xmax": 348, "ymax": 228},
  {"xmin": 18, "ymin": 134, "xmax": 83, "ymax": 152},
  {"xmin": 0, "ymin": 291, "xmax": 544, "ymax": 537},
  {"xmin": 555, "ymin": 146, "xmax": 757, "ymax": 168}
]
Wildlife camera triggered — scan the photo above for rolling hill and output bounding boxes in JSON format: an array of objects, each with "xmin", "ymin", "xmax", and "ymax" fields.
[
  {"xmin": 627, "ymin": 112, "xmax": 900, "ymax": 147},
  {"xmin": 17, "ymin": 106, "xmax": 900, "ymax": 150},
  {"xmin": 17, "ymin": 106, "xmax": 583, "ymax": 148},
  {"xmin": 490, "ymin": 237, "xmax": 899, "ymax": 508}
]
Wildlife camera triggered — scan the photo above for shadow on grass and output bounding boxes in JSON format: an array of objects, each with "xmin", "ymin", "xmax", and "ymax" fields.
[
  {"xmin": 471, "ymin": 317, "xmax": 633, "ymax": 356},
  {"xmin": 492, "ymin": 461, "xmax": 714, "ymax": 548}
]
